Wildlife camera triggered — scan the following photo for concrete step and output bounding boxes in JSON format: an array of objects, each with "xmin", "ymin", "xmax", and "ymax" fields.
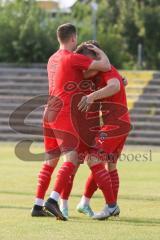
[
  {"xmin": 127, "ymin": 78, "xmax": 160, "ymax": 84},
  {"xmin": 130, "ymin": 107, "xmax": 160, "ymax": 115},
  {"xmin": 132, "ymin": 122, "xmax": 160, "ymax": 130},
  {"xmin": 130, "ymin": 114, "xmax": 160, "ymax": 122},
  {"xmin": 0, "ymin": 95, "xmax": 47, "ymax": 104},
  {"xmin": 0, "ymin": 74, "xmax": 47, "ymax": 79},
  {"xmin": 0, "ymin": 63, "xmax": 46, "ymax": 67},
  {"xmin": 0, "ymin": 110, "xmax": 43, "ymax": 119},
  {"xmin": 126, "ymin": 85, "xmax": 160, "ymax": 94},
  {"xmin": 0, "ymin": 95, "xmax": 34, "ymax": 100},
  {"xmin": 129, "ymin": 130, "xmax": 160, "ymax": 137},
  {"xmin": 0, "ymin": 67, "xmax": 47, "ymax": 76},
  {"xmin": 0, "ymin": 117, "xmax": 42, "ymax": 125},
  {"xmin": 130, "ymin": 111, "xmax": 160, "ymax": 122},
  {"xmin": 0, "ymin": 125, "xmax": 42, "ymax": 135},
  {"xmin": 153, "ymin": 73, "xmax": 160, "ymax": 78},
  {"xmin": 0, "ymin": 89, "xmax": 47, "ymax": 96},
  {"xmin": 130, "ymin": 100, "xmax": 160, "ymax": 108},
  {"xmin": 0, "ymin": 83, "xmax": 48, "ymax": 92},
  {"xmin": 0, "ymin": 133, "xmax": 43, "ymax": 142},
  {"xmin": 0, "ymin": 77, "xmax": 47, "ymax": 85},
  {"xmin": 126, "ymin": 136, "xmax": 160, "ymax": 146},
  {"xmin": 127, "ymin": 93, "xmax": 160, "ymax": 99}
]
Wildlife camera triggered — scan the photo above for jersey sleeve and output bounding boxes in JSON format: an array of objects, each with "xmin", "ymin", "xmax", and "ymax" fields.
[
  {"xmin": 70, "ymin": 53, "xmax": 93, "ymax": 70},
  {"xmin": 103, "ymin": 66, "xmax": 121, "ymax": 84}
]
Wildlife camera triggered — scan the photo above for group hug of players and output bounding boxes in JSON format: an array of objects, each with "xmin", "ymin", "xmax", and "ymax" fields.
[{"xmin": 31, "ymin": 23, "xmax": 131, "ymax": 221}]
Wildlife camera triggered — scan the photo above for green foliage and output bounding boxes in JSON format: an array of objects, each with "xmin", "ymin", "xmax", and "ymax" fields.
[
  {"xmin": 0, "ymin": 0, "xmax": 64, "ymax": 63},
  {"xmin": 0, "ymin": 0, "xmax": 159, "ymax": 69},
  {"xmin": 141, "ymin": 6, "xmax": 160, "ymax": 69}
]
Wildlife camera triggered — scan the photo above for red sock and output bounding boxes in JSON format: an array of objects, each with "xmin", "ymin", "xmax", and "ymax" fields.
[
  {"xmin": 109, "ymin": 169, "xmax": 119, "ymax": 202},
  {"xmin": 60, "ymin": 174, "xmax": 75, "ymax": 200},
  {"xmin": 53, "ymin": 162, "xmax": 75, "ymax": 195},
  {"xmin": 36, "ymin": 163, "xmax": 54, "ymax": 199},
  {"xmin": 90, "ymin": 163, "xmax": 115, "ymax": 205},
  {"xmin": 84, "ymin": 173, "xmax": 98, "ymax": 198}
]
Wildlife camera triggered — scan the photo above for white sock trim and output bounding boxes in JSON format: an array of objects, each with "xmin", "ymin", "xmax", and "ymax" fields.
[
  {"xmin": 35, "ymin": 198, "xmax": 44, "ymax": 206},
  {"xmin": 60, "ymin": 199, "xmax": 68, "ymax": 209},
  {"xmin": 80, "ymin": 195, "xmax": 90, "ymax": 206},
  {"xmin": 50, "ymin": 191, "xmax": 60, "ymax": 202}
]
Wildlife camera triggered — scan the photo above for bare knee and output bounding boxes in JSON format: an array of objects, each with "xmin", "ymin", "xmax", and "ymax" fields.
[
  {"xmin": 62, "ymin": 150, "xmax": 79, "ymax": 166},
  {"xmin": 108, "ymin": 162, "xmax": 117, "ymax": 172},
  {"xmin": 44, "ymin": 153, "xmax": 59, "ymax": 168},
  {"xmin": 87, "ymin": 154, "xmax": 102, "ymax": 168}
]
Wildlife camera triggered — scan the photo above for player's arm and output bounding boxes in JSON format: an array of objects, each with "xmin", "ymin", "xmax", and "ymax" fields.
[
  {"xmin": 122, "ymin": 77, "xmax": 128, "ymax": 86},
  {"xmin": 83, "ymin": 70, "xmax": 98, "ymax": 79},
  {"xmin": 92, "ymin": 78, "xmax": 120, "ymax": 100},
  {"xmin": 87, "ymin": 45, "xmax": 111, "ymax": 72},
  {"xmin": 78, "ymin": 78, "xmax": 120, "ymax": 112}
]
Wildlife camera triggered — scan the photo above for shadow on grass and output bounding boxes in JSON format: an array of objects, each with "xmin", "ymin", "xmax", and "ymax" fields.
[
  {"xmin": 0, "ymin": 190, "xmax": 33, "ymax": 196},
  {"xmin": 109, "ymin": 216, "xmax": 160, "ymax": 226},
  {"xmin": 119, "ymin": 195, "xmax": 160, "ymax": 202},
  {"xmin": 0, "ymin": 205, "xmax": 30, "ymax": 210},
  {"xmin": 69, "ymin": 216, "xmax": 160, "ymax": 226},
  {"xmin": 0, "ymin": 204, "xmax": 160, "ymax": 227},
  {"xmin": 72, "ymin": 194, "xmax": 160, "ymax": 202}
]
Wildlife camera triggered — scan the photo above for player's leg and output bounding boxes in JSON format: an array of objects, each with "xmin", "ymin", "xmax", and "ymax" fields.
[
  {"xmin": 92, "ymin": 137, "xmax": 128, "ymax": 220},
  {"xmin": 31, "ymin": 155, "xmax": 59, "ymax": 217},
  {"xmin": 107, "ymin": 136, "xmax": 128, "ymax": 202},
  {"xmin": 44, "ymin": 110, "xmax": 85, "ymax": 220},
  {"xmin": 31, "ymin": 126, "xmax": 60, "ymax": 217},
  {"xmin": 60, "ymin": 164, "xmax": 80, "ymax": 219},
  {"xmin": 77, "ymin": 154, "xmax": 98, "ymax": 217},
  {"xmin": 87, "ymin": 155, "xmax": 120, "ymax": 220},
  {"xmin": 45, "ymin": 150, "xmax": 79, "ymax": 220},
  {"xmin": 77, "ymin": 163, "xmax": 118, "ymax": 217},
  {"xmin": 77, "ymin": 141, "xmax": 119, "ymax": 218},
  {"xmin": 77, "ymin": 171, "xmax": 96, "ymax": 217},
  {"xmin": 108, "ymin": 162, "xmax": 119, "ymax": 202}
]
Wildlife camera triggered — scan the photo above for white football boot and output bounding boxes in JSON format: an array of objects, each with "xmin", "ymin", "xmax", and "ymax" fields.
[{"xmin": 92, "ymin": 205, "xmax": 120, "ymax": 220}]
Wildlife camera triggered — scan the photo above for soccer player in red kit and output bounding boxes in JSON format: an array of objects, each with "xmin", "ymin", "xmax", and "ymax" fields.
[
  {"xmin": 75, "ymin": 41, "xmax": 131, "ymax": 220},
  {"xmin": 31, "ymin": 24, "xmax": 110, "ymax": 220},
  {"xmin": 56, "ymin": 42, "xmax": 130, "ymax": 220}
]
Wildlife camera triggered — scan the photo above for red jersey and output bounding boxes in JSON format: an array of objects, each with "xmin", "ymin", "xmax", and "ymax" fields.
[
  {"xmin": 96, "ymin": 65, "xmax": 130, "ymax": 128},
  {"xmin": 47, "ymin": 49, "xmax": 93, "ymax": 112},
  {"xmin": 96, "ymin": 66, "xmax": 127, "ymax": 107},
  {"xmin": 92, "ymin": 66, "xmax": 130, "ymax": 158}
]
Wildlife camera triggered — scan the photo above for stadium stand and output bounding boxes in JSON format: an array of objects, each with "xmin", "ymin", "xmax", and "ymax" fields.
[{"xmin": 0, "ymin": 66, "xmax": 159, "ymax": 146}]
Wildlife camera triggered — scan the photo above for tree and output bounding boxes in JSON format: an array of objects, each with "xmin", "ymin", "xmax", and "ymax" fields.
[
  {"xmin": 0, "ymin": 0, "xmax": 159, "ymax": 69},
  {"xmin": 141, "ymin": 6, "xmax": 160, "ymax": 69},
  {"xmin": 0, "ymin": 0, "xmax": 60, "ymax": 63}
]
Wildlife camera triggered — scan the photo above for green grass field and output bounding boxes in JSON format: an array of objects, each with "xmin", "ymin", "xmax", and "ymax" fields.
[{"xmin": 0, "ymin": 143, "xmax": 160, "ymax": 240}]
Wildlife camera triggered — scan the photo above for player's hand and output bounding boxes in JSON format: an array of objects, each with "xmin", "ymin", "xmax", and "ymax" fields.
[
  {"xmin": 122, "ymin": 77, "xmax": 128, "ymax": 87},
  {"xmin": 86, "ymin": 44, "xmax": 102, "ymax": 54},
  {"xmin": 78, "ymin": 94, "xmax": 95, "ymax": 112},
  {"xmin": 86, "ymin": 44, "xmax": 108, "ymax": 63}
]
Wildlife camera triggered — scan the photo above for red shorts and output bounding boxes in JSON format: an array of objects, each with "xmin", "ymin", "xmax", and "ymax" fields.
[
  {"xmin": 43, "ymin": 108, "xmax": 89, "ymax": 161},
  {"xmin": 90, "ymin": 125, "xmax": 129, "ymax": 163}
]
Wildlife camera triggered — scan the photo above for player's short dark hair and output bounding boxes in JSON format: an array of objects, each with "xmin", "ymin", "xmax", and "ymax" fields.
[
  {"xmin": 57, "ymin": 23, "xmax": 76, "ymax": 43},
  {"xmin": 75, "ymin": 42, "xmax": 96, "ymax": 57},
  {"xmin": 85, "ymin": 40, "xmax": 101, "ymax": 49},
  {"xmin": 75, "ymin": 40, "xmax": 101, "ymax": 57}
]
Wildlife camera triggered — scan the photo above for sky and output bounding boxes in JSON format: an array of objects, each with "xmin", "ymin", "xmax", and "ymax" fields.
[{"xmin": 55, "ymin": 0, "xmax": 77, "ymax": 8}]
